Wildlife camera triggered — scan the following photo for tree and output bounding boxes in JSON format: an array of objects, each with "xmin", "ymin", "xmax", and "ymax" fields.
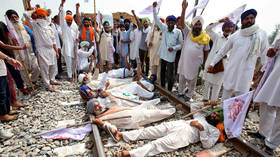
[{"xmin": 268, "ymin": 24, "xmax": 280, "ymax": 45}]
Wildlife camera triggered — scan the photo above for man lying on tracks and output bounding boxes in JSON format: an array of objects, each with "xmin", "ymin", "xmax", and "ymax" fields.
[
  {"xmin": 89, "ymin": 98, "xmax": 176, "ymax": 130},
  {"xmin": 104, "ymin": 102, "xmax": 222, "ymax": 157}
]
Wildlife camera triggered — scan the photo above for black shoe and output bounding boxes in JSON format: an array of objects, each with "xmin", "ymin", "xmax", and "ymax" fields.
[
  {"xmin": 264, "ymin": 145, "xmax": 274, "ymax": 156},
  {"xmin": 184, "ymin": 96, "xmax": 191, "ymax": 102},
  {"xmin": 160, "ymin": 96, "xmax": 168, "ymax": 102},
  {"xmin": 247, "ymin": 131, "xmax": 265, "ymax": 140}
]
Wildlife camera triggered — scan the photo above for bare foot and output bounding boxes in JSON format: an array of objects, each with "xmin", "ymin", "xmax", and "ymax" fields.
[
  {"xmin": 9, "ymin": 110, "xmax": 18, "ymax": 115},
  {"xmin": 0, "ymin": 114, "xmax": 17, "ymax": 121},
  {"xmin": 11, "ymin": 101, "xmax": 27, "ymax": 107},
  {"xmin": 50, "ymin": 80, "xmax": 62, "ymax": 85},
  {"xmin": 20, "ymin": 88, "xmax": 30, "ymax": 95}
]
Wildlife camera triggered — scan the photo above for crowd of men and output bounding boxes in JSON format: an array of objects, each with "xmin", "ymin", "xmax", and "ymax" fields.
[{"xmin": 0, "ymin": 0, "xmax": 279, "ymax": 156}]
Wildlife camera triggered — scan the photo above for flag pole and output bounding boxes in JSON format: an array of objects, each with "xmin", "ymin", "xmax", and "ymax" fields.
[
  {"xmin": 94, "ymin": 0, "xmax": 96, "ymax": 14},
  {"xmin": 193, "ymin": 0, "xmax": 199, "ymax": 18}
]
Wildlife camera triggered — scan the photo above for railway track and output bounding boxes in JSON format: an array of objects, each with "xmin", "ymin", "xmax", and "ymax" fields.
[{"xmin": 88, "ymin": 84, "xmax": 272, "ymax": 157}]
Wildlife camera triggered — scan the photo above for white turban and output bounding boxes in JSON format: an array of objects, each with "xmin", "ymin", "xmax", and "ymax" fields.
[
  {"xmin": 191, "ymin": 16, "xmax": 204, "ymax": 27},
  {"xmin": 78, "ymin": 74, "xmax": 86, "ymax": 83}
]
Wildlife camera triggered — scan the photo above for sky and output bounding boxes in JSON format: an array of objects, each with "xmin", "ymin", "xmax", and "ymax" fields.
[{"xmin": 0, "ymin": 0, "xmax": 279, "ymax": 35}]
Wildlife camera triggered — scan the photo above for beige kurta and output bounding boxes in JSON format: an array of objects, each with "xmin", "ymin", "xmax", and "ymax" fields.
[
  {"xmin": 147, "ymin": 30, "xmax": 161, "ymax": 66},
  {"xmin": 99, "ymin": 32, "xmax": 112, "ymax": 62}
]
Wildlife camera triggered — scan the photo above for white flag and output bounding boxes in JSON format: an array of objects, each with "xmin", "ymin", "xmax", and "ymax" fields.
[
  {"xmin": 139, "ymin": 0, "xmax": 163, "ymax": 15},
  {"xmin": 185, "ymin": 0, "xmax": 209, "ymax": 20},
  {"xmin": 96, "ymin": 11, "xmax": 101, "ymax": 25},
  {"xmin": 226, "ymin": 4, "xmax": 246, "ymax": 24},
  {"xmin": 84, "ymin": 0, "xmax": 89, "ymax": 3},
  {"xmin": 223, "ymin": 91, "xmax": 254, "ymax": 138}
]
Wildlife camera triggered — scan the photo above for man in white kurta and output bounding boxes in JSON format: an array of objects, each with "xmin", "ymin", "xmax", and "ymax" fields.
[
  {"xmin": 24, "ymin": 9, "xmax": 60, "ymax": 91},
  {"xmin": 177, "ymin": 12, "xmax": 210, "ymax": 100},
  {"xmin": 147, "ymin": 25, "xmax": 162, "ymax": 83},
  {"xmin": 254, "ymin": 37, "xmax": 280, "ymax": 155},
  {"xmin": 99, "ymin": 21, "xmax": 114, "ymax": 70},
  {"xmin": 208, "ymin": 9, "xmax": 269, "ymax": 101},
  {"xmin": 130, "ymin": 24, "xmax": 142, "ymax": 63},
  {"xmin": 111, "ymin": 102, "xmax": 220, "ymax": 157},
  {"xmin": 78, "ymin": 41, "xmax": 95, "ymax": 73},
  {"xmin": 203, "ymin": 18, "xmax": 234, "ymax": 101},
  {"xmin": 59, "ymin": 4, "xmax": 79, "ymax": 81},
  {"xmin": 6, "ymin": 10, "xmax": 40, "ymax": 87},
  {"xmin": 91, "ymin": 98, "xmax": 175, "ymax": 132}
]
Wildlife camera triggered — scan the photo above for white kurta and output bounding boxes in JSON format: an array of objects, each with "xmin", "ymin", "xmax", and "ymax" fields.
[
  {"xmin": 210, "ymin": 28, "xmax": 268, "ymax": 93},
  {"xmin": 130, "ymin": 29, "xmax": 142, "ymax": 60},
  {"xmin": 147, "ymin": 29, "xmax": 161, "ymax": 66},
  {"xmin": 99, "ymin": 32, "xmax": 113, "ymax": 62},
  {"xmin": 100, "ymin": 100, "xmax": 175, "ymax": 129},
  {"xmin": 110, "ymin": 78, "xmax": 154, "ymax": 99},
  {"xmin": 107, "ymin": 68, "xmax": 134, "ymax": 78},
  {"xmin": 203, "ymin": 22, "xmax": 228, "ymax": 86},
  {"xmin": 178, "ymin": 27, "xmax": 210, "ymax": 80},
  {"xmin": 254, "ymin": 53, "xmax": 280, "ymax": 107},
  {"xmin": 59, "ymin": 6, "xmax": 79, "ymax": 58},
  {"xmin": 78, "ymin": 47, "xmax": 95, "ymax": 72},
  {"xmin": 122, "ymin": 102, "xmax": 220, "ymax": 157}
]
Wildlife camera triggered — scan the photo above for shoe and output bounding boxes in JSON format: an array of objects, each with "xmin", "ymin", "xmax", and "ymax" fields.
[
  {"xmin": 264, "ymin": 145, "xmax": 274, "ymax": 156},
  {"xmin": 247, "ymin": 131, "xmax": 265, "ymax": 140},
  {"xmin": 184, "ymin": 96, "xmax": 191, "ymax": 102},
  {"xmin": 160, "ymin": 96, "xmax": 168, "ymax": 102},
  {"xmin": 0, "ymin": 130, "xmax": 13, "ymax": 140},
  {"xmin": 0, "ymin": 114, "xmax": 17, "ymax": 121}
]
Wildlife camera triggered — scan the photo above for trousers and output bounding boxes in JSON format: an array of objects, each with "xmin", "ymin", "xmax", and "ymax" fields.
[
  {"xmin": 259, "ymin": 103, "xmax": 280, "ymax": 149},
  {"xmin": 0, "ymin": 76, "xmax": 10, "ymax": 116},
  {"xmin": 139, "ymin": 49, "xmax": 149, "ymax": 76},
  {"xmin": 160, "ymin": 59, "xmax": 174, "ymax": 91},
  {"xmin": 203, "ymin": 81, "xmax": 222, "ymax": 101},
  {"xmin": 178, "ymin": 75, "xmax": 197, "ymax": 99}
]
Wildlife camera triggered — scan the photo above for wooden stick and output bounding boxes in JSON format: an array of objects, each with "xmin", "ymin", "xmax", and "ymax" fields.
[
  {"xmin": 66, "ymin": 115, "xmax": 132, "ymax": 128},
  {"xmin": 200, "ymin": 8, "xmax": 205, "ymax": 15},
  {"xmin": 112, "ymin": 95, "xmax": 142, "ymax": 105},
  {"xmin": 16, "ymin": 50, "xmax": 35, "ymax": 91},
  {"xmin": 182, "ymin": 105, "xmax": 212, "ymax": 119},
  {"xmin": 73, "ymin": 43, "xmax": 78, "ymax": 82}
]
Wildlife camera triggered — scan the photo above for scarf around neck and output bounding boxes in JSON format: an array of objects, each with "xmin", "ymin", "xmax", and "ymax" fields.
[
  {"xmin": 240, "ymin": 25, "xmax": 261, "ymax": 60},
  {"xmin": 143, "ymin": 26, "xmax": 150, "ymax": 34},
  {"xmin": 81, "ymin": 26, "xmax": 94, "ymax": 41},
  {"xmin": 190, "ymin": 30, "xmax": 210, "ymax": 44}
]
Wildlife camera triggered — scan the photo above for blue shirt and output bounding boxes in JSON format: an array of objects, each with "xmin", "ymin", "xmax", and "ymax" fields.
[
  {"xmin": 122, "ymin": 23, "xmax": 133, "ymax": 56},
  {"xmin": 153, "ymin": 8, "xmax": 183, "ymax": 62},
  {"xmin": 24, "ymin": 25, "xmax": 37, "ymax": 56}
]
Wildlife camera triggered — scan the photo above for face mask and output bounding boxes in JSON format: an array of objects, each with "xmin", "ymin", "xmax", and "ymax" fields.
[{"xmin": 37, "ymin": 19, "xmax": 48, "ymax": 27}]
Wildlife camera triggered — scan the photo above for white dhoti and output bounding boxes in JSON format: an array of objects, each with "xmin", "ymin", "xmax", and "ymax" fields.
[
  {"xmin": 122, "ymin": 120, "xmax": 198, "ymax": 157},
  {"xmin": 64, "ymin": 56, "xmax": 74, "ymax": 78},
  {"xmin": 203, "ymin": 81, "xmax": 222, "ymax": 101},
  {"xmin": 112, "ymin": 82, "xmax": 154, "ymax": 99}
]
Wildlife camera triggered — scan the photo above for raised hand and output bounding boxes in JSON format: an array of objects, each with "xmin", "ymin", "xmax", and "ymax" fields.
[
  {"xmin": 267, "ymin": 48, "xmax": 277, "ymax": 58},
  {"xmin": 219, "ymin": 17, "xmax": 230, "ymax": 23},
  {"xmin": 76, "ymin": 3, "xmax": 80, "ymax": 9},
  {"xmin": 131, "ymin": 10, "xmax": 135, "ymax": 15},
  {"xmin": 182, "ymin": 0, "xmax": 188, "ymax": 10}
]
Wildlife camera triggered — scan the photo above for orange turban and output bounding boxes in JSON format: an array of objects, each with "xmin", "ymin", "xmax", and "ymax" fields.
[
  {"xmin": 36, "ymin": 8, "xmax": 47, "ymax": 17},
  {"xmin": 65, "ymin": 15, "xmax": 73, "ymax": 21}
]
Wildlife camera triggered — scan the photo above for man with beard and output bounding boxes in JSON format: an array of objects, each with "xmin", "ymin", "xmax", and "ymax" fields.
[
  {"xmin": 6, "ymin": 10, "xmax": 40, "ymax": 89},
  {"xmin": 120, "ymin": 19, "xmax": 133, "ymax": 68},
  {"xmin": 177, "ymin": 0, "xmax": 210, "ymax": 101},
  {"xmin": 24, "ymin": 8, "xmax": 60, "ymax": 92},
  {"xmin": 208, "ymin": 9, "xmax": 269, "ymax": 101},
  {"xmin": 59, "ymin": 0, "xmax": 80, "ymax": 82},
  {"xmin": 139, "ymin": 17, "xmax": 151, "ymax": 76},
  {"xmin": 153, "ymin": 2, "xmax": 183, "ymax": 91},
  {"xmin": 112, "ymin": 101, "xmax": 221, "ymax": 157},
  {"xmin": 99, "ymin": 21, "xmax": 114, "ymax": 71},
  {"xmin": 203, "ymin": 18, "xmax": 235, "ymax": 101}
]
